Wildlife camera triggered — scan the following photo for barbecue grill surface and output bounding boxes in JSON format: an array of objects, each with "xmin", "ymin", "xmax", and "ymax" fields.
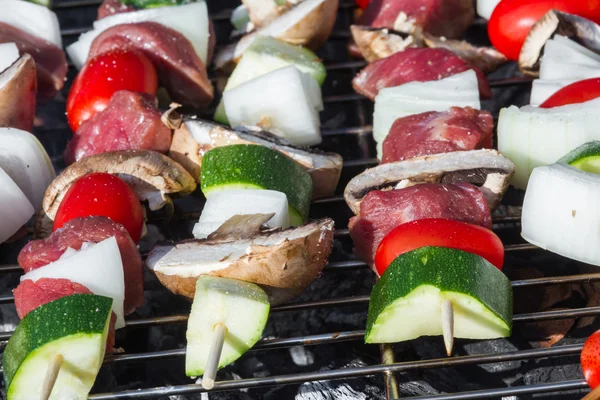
[{"xmin": 0, "ymin": 1, "xmax": 598, "ymax": 399}]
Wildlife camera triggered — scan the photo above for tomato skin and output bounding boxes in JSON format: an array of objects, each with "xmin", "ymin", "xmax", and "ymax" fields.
[
  {"xmin": 53, "ymin": 173, "xmax": 144, "ymax": 243},
  {"xmin": 374, "ymin": 218, "xmax": 504, "ymax": 276},
  {"xmin": 66, "ymin": 50, "xmax": 158, "ymax": 132},
  {"xmin": 582, "ymin": 330, "xmax": 600, "ymax": 389},
  {"xmin": 540, "ymin": 78, "xmax": 600, "ymax": 108},
  {"xmin": 355, "ymin": 0, "xmax": 370, "ymax": 10},
  {"xmin": 488, "ymin": 0, "xmax": 600, "ymax": 61}
]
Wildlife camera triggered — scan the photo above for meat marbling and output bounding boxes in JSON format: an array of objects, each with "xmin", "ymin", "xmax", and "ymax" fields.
[
  {"xmin": 358, "ymin": 0, "xmax": 474, "ymax": 39},
  {"xmin": 381, "ymin": 107, "xmax": 494, "ymax": 163},
  {"xmin": 64, "ymin": 90, "xmax": 172, "ymax": 164},
  {"xmin": 14, "ymin": 278, "xmax": 117, "ymax": 352},
  {"xmin": 0, "ymin": 22, "xmax": 67, "ymax": 101},
  {"xmin": 88, "ymin": 21, "xmax": 213, "ymax": 108},
  {"xmin": 348, "ymin": 183, "xmax": 492, "ymax": 264},
  {"xmin": 352, "ymin": 48, "xmax": 491, "ymax": 100},
  {"xmin": 18, "ymin": 216, "xmax": 144, "ymax": 314}
]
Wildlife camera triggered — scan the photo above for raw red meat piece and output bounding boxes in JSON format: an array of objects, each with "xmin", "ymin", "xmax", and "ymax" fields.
[
  {"xmin": 352, "ymin": 48, "xmax": 491, "ymax": 100},
  {"xmin": 0, "ymin": 22, "xmax": 68, "ymax": 101},
  {"xmin": 381, "ymin": 107, "xmax": 494, "ymax": 163},
  {"xmin": 14, "ymin": 279, "xmax": 117, "ymax": 352},
  {"xmin": 97, "ymin": 0, "xmax": 135, "ymax": 19},
  {"xmin": 18, "ymin": 216, "xmax": 144, "ymax": 315},
  {"xmin": 63, "ymin": 90, "xmax": 172, "ymax": 164},
  {"xmin": 89, "ymin": 21, "xmax": 213, "ymax": 108},
  {"xmin": 348, "ymin": 183, "xmax": 492, "ymax": 264},
  {"xmin": 358, "ymin": 0, "xmax": 474, "ymax": 39}
]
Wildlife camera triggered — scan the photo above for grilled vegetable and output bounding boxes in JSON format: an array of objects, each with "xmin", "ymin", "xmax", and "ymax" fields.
[
  {"xmin": 497, "ymin": 98, "xmax": 600, "ymax": 189},
  {"xmin": 541, "ymin": 78, "xmax": 600, "ymax": 108},
  {"xmin": 186, "ymin": 276, "xmax": 269, "ymax": 376},
  {"xmin": 374, "ymin": 219, "xmax": 504, "ymax": 277},
  {"xmin": 193, "ymin": 189, "xmax": 290, "ymax": 239},
  {"xmin": 522, "ymin": 158, "xmax": 600, "ymax": 266},
  {"xmin": 365, "ymin": 246, "xmax": 512, "ymax": 344},
  {"xmin": 214, "ymin": 36, "xmax": 326, "ymax": 124},
  {"xmin": 0, "ymin": 167, "xmax": 34, "ymax": 244},
  {"xmin": 559, "ymin": 141, "xmax": 600, "ymax": 172},
  {"xmin": 0, "ymin": 54, "xmax": 36, "ymax": 133},
  {"xmin": 0, "ymin": 0, "xmax": 62, "ymax": 47},
  {"xmin": 519, "ymin": 10, "xmax": 600, "ymax": 76},
  {"xmin": 146, "ymin": 216, "xmax": 334, "ymax": 305},
  {"xmin": 214, "ymin": 0, "xmax": 338, "ymax": 71},
  {"xmin": 121, "ymin": 0, "xmax": 187, "ymax": 8},
  {"xmin": 477, "ymin": 0, "xmax": 500, "ymax": 20},
  {"xmin": 231, "ymin": 5, "xmax": 250, "ymax": 31},
  {"xmin": 582, "ymin": 330, "xmax": 600, "ymax": 389},
  {"xmin": 169, "ymin": 120, "xmax": 342, "ymax": 199},
  {"xmin": 373, "ymin": 70, "xmax": 481, "ymax": 159},
  {"xmin": 344, "ymin": 149, "xmax": 515, "ymax": 214},
  {"xmin": 3, "ymin": 294, "xmax": 112, "ymax": 399},
  {"xmin": 67, "ymin": 2, "xmax": 210, "ymax": 68},
  {"xmin": 52, "ymin": 173, "xmax": 144, "ymax": 243},
  {"xmin": 37, "ymin": 150, "xmax": 196, "ymax": 238},
  {"xmin": 223, "ymin": 65, "xmax": 323, "ymax": 146},
  {"xmin": 487, "ymin": 0, "xmax": 600, "ymax": 61},
  {"xmin": 0, "ymin": 128, "xmax": 55, "ymax": 212},
  {"xmin": 200, "ymin": 145, "xmax": 313, "ymax": 225},
  {"xmin": 66, "ymin": 50, "xmax": 158, "ymax": 131},
  {"xmin": 0, "ymin": 43, "xmax": 19, "ymax": 74},
  {"xmin": 21, "ymin": 236, "xmax": 126, "ymax": 328}
]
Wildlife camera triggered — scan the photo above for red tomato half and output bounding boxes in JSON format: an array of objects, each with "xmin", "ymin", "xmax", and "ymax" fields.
[
  {"xmin": 540, "ymin": 78, "xmax": 600, "ymax": 108},
  {"xmin": 488, "ymin": 0, "xmax": 600, "ymax": 61},
  {"xmin": 66, "ymin": 50, "xmax": 158, "ymax": 132},
  {"xmin": 53, "ymin": 172, "xmax": 144, "ymax": 243},
  {"xmin": 581, "ymin": 330, "xmax": 600, "ymax": 389},
  {"xmin": 374, "ymin": 218, "xmax": 504, "ymax": 276}
]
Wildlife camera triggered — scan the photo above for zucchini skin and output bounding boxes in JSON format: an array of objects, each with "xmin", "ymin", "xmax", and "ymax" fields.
[
  {"xmin": 3, "ymin": 294, "xmax": 112, "ymax": 388},
  {"xmin": 366, "ymin": 246, "xmax": 513, "ymax": 341},
  {"xmin": 200, "ymin": 144, "xmax": 313, "ymax": 221}
]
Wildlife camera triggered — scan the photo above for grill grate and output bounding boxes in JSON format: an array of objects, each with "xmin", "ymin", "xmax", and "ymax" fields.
[{"xmin": 0, "ymin": 1, "xmax": 597, "ymax": 399}]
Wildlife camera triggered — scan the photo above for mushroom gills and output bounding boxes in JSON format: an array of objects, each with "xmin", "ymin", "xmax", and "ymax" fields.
[{"xmin": 344, "ymin": 149, "xmax": 516, "ymax": 214}]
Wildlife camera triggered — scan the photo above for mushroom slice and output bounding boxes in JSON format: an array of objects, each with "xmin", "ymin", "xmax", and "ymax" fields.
[
  {"xmin": 519, "ymin": 10, "xmax": 600, "ymax": 77},
  {"xmin": 0, "ymin": 54, "xmax": 36, "ymax": 132},
  {"xmin": 214, "ymin": 0, "xmax": 338, "ymax": 71},
  {"xmin": 350, "ymin": 25, "xmax": 421, "ymax": 62},
  {"xmin": 242, "ymin": 0, "xmax": 300, "ymax": 28},
  {"xmin": 37, "ymin": 150, "xmax": 196, "ymax": 238},
  {"xmin": 146, "ymin": 217, "xmax": 334, "ymax": 305},
  {"xmin": 344, "ymin": 149, "xmax": 515, "ymax": 214},
  {"xmin": 169, "ymin": 119, "xmax": 343, "ymax": 199},
  {"xmin": 422, "ymin": 33, "xmax": 508, "ymax": 74}
]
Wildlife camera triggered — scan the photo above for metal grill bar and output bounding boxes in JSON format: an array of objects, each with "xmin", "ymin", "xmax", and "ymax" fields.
[{"xmin": 88, "ymin": 345, "xmax": 587, "ymax": 399}]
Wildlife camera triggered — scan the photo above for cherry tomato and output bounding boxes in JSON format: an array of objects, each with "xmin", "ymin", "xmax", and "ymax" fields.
[
  {"xmin": 488, "ymin": 0, "xmax": 600, "ymax": 61},
  {"xmin": 66, "ymin": 50, "xmax": 158, "ymax": 132},
  {"xmin": 540, "ymin": 78, "xmax": 600, "ymax": 108},
  {"xmin": 53, "ymin": 172, "xmax": 144, "ymax": 243},
  {"xmin": 374, "ymin": 218, "xmax": 504, "ymax": 276},
  {"xmin": 581, "ymin": 330, "xmax": 600, "ymax": 389},
  {"xmin": 355, "ymin": 0, "xmax": 370, "ymax": 10}
]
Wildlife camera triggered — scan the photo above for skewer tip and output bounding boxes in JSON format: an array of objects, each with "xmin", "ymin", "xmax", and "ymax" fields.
[
  {"xmin": 201, "ymin": 323, "xmax": 227, "ymax": 391},
  {"xmin": 441, "ymin": 299, "xmax": 454, "ymax": 357}
]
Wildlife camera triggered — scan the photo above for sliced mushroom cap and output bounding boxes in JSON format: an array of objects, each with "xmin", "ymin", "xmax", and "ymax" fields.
[
  {"xmin": 36, "ymin": 150, "xmax": 196, "ymax": 238},
  {"xmin": 214, "ymin": 0, "xmax": 338, "ymax": 71},
  {"xmin": 519, "ymin": 10, "xmax": 600, "ymax": 77},
  {"xmin": 146, "ymin": 217, "xmax": 334, "ymax": 305},
  {"xmin": 350, "ymin": 25, "xmax": 421, "ymax": 62},
  {"xmin": 422, "ymin": 33, "xmax": 508, "ymax": 74},
  {"xmin": 169, "ymin": 118, "xmax": 343, "ymax": 199},
  {"xmin": 0, "ymin": 54, "xmax": 36, "ymax": 132},
  {"xmin": 344, "ymin": 149, "xmax": 516, "ymax": 214},
  {"xmin": 242, "ymin": 0, "xmax": 297, "ymax": 28}
]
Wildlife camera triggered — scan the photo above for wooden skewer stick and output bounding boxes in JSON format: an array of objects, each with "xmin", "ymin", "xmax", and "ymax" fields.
[
  {"xmin": 582, "ymin": 385, "xmax": 600, "ymax": 400},
  {"xmin": 40, "ymin": 354, "xmax": 63, "ymax": 400},
  {"xmin": 441, "ymin": 299, "xmax": 454, "ymax": 357},
  {"xmin": 202, "ymin": 323, "xmax": 227, "ymax": 390}
]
